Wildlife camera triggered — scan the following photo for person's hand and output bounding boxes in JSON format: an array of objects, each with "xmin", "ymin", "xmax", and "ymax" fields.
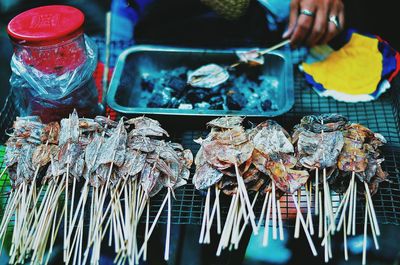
[{"xmin": 283, "ymin": 0, "xmax": 344, "ymax": 47}]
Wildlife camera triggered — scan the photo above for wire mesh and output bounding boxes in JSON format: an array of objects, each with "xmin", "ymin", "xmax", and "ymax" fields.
[
  {"xmin": 0, "ymin": 91, "xmax": 17, "ymax": 144},
  {"xmin": 1, "ymin": 59, "xmax": 400, "ymax": 228},
  {"xmin": 152, "ymin": 69, "xmax": 400, "ymax": 226}
]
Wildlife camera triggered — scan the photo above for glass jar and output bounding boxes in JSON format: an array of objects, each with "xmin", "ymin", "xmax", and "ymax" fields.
[{"xmin": 7, "ymin": 5, "xmax": 100, "ymax": 123}]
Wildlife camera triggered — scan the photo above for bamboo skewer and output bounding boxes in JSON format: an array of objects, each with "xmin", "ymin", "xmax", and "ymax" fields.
[
  {"xmin": 237, "ymin": 192, "xmax": 259, "ymax": 244},
  {"xmin": 215, "ymin": 185, "xmax": 222, "ymax": 235},
  {"xmin": 362, "ymin": 198, "xmax": 368, "ymax": 265},
  {"xmin": 102, "ymin": 11, "xmax": 112, "ymax": 107},
  {"xmin": 204, "ymin": 186, "xmax": 222, "ymax": 243},
  {"xmin": 13, "ymin": 181, "xmax": 35, "ymax": 263},
  {"xmin": 305, "ymin": 183, "xmax": 314, "ymax": 235},
  {"xmin": 69, "ymin": 176, "xmax": 77, "ymax": 233},
  {"xmin": 24, "ymin": 169, "xmax": 64, "ymax": 258},
  {"xmin": 234, "ymin": 162, "xmax": 258, "ymax": 234},
  {"xmin": 294, "ymin": 189, "xmax": 301, "ymax": 238},
  {"xmin": 26, "ymin": 181, "xmax": 54, "ymax": 255},
  {"xmin": 343, "ymin": 214, "xmax": 348, "ymax": 260},
  {"xmin": 323, "ymin": 182, "xmax": 329, "ymax": 263},
  {"xmin": 318, "ymin": 192, "xmax": 323, "ymax": 238},
  {"xmin": 216, "ymin": 193, "xmax": 237, "ymax": 256},
  {"xmin": 257, "ymin": 190, "xmax": 269, "ymax": 229},
  {"xmin": 337, "ymin": 172, "xmax": 355, "ymax": 231},
  {"xmin": 164, "ymin": 187, "xmax": 172, "ymax": 261},
  {"xmin": 315, "ymin": 169, "xmax": 319, "ymax": 216},
  {"xmin": 64, "ymin": 162, "xmax": 70, "ymax": 262},
  {"xmin": 226, "ymin": 194, "xmax": 239, "ymax": 252},
  {"xmin": 190, "ymin": 40, "xmax": 290, "ymax": 87},
  {"xmin": 0, "ymin": 166, "xmax": 8, "ymax": 180},
  {"xmin": 30, "ymin": 175, "xmax": 66, "ymax": 263},
  {"xmin": 321, "ymin": 184, "xmax": 351, "ymax": 245},
  {"xmin": 138, "ymin": 193, "xmax": 169, "ymax": 259},
  {"xmin": 366, "ymin": 194, "xmax": 379, "ymax": 250},
  {"xmin": 68, "ymin": 181, "xmax": 91, "ymax": 264},
  {"xmin": 232, "ymin": 198, "xmax": 243, "ymax": 250},
  {"xmin": 321, "ymin": 178, "xmax": 351, "ymax": 246},
  {"xmin": 347, "ymin": 172, "xmax": 355, "ymax": 235},
  {"xmin": 291, "ymin": 194, "xmax": 318, "ymax": 256},
  {"xmin": 352, "ymin": 181, "xmax": 357, "ymax": 236},
  {"xmin": 323, "ymin": 168, "xmax": 335, "ymax": 232},
  {"xmin": 272, "ymin": 181, "xmax": 277, "ymax": 240},
  {"xmin": 364, "ymin": 181, "xmax": 380, "ymax": 236},
  {"xmin": 199, "ymin": 187, "xmax": 210, "ymax": 244},
  {"xmin": 0, "ymin": 185, "xmax": 22, "ymax": 244},
  {"xmin": 87, "ymin": 122, "xmax": 123, "ymax": 264},
  {"xmin": 277, "ymin": 196, "xmax": 284, "ymax": 241},
  {"xmin": 262, "ymin": 191, "xmax": 272, "ymax": 247},
  {"xmin": 10, "ymin": 154, "xmax": 48, "ymax": 263},
  {"xmin": 144, "ymin": 199, "xmax": 150, "ymax": 261},
  {"xmin": 44, "ymin": 206, "xmax": 64, "ymax": 265}
]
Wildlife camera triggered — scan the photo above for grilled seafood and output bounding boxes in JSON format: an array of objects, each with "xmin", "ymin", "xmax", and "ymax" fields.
[{"xmin": 194, "ymin": 117, "xmax": 309, "ymax": 195}]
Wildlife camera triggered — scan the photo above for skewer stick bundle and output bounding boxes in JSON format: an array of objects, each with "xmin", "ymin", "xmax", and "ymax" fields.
[
  {"xmin": 0, "ymin": 113, "xmax": 192, "ymax": 264},
  {"xmin": 0, "ymin": 113, "xmax": 390, "ymax": 264},
  {"xmin": 194, "ymin": 117, "xmax": 311, "ymax": 255}
]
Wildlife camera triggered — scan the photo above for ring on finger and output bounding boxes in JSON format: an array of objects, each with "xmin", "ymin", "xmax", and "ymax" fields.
[
  {"xmin": 328, "ymin": 15, "xmax": 341, "ymax": 30},
  {"xmin": 300, "ymin": 9, "xmax": 315, "ymax": 17}
]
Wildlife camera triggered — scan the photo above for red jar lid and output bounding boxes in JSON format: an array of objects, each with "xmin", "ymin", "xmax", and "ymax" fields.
[{"xmin": 7, "ymin": 5, "xmax": 84, "ymax": 46}]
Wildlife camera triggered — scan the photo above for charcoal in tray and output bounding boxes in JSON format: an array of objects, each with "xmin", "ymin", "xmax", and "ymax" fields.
[
  {"xmin": 141, "ymin": 75, "xmax": 156, "ymax": 92},
  {"xmin": 226, "ymin": 88, "xmax": 247, "ymax": 110},
  {"xmin": 209, "ymin": 96, "xmax": 224, "ymax": 110},
  {"xmin": 186, "ymin": 88, "xmax": 210, "ymax": 103},
  {"xmin": 143, "ymin": 64, "xmax": 279, "ymax": 111},
  {"xmin": 194, "ymin": 102, "xmax": 211, "ymax": 109},
  {"xmin": 169, "ymin": 97, "xmax": 182, "ymax": 108},
  {"xmin": 148, "ymin": 89, "xmax": 172, "ymax": 108},
  {"xmin": 165, "ymin": 76, "xmax": 187, "ymax": 95},
  {"xmin": 148, "ymin": 94, "xmax": 167, "ymax": 108},
  {"xmin": 261, "ymin": 99, "xmax": 272, "ymax": 111}
]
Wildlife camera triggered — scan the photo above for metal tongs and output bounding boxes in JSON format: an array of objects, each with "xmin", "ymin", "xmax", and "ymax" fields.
[{"xmin": 187, "ymin": 39, "xmax": 290, "ymax": 88}]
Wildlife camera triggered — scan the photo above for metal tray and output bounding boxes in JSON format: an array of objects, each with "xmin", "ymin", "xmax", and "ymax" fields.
[{"xmin": 107, "ymin": 45, "xmax": 294, "ymax": 117}]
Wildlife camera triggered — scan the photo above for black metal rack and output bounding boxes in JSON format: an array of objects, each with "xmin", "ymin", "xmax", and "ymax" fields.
[{"xmin": 1, "ymin": 55, "xmax": 400, "ymax": 230}]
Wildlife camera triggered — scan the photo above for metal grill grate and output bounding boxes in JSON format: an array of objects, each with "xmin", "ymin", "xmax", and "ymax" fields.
[
  {"xmin": 0, "ymin": 91, "xmax": 17, "ymax": 144},
  {"xmin": 1, "ymin": 66, "xmax": 400, "ymax": 228},
  {"xmin": 157, "ymin": 69, "xmax": 400, "ymax": 226}
]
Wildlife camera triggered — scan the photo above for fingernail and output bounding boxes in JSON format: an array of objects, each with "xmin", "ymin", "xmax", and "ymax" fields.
[{"xmin": 282, "ymin": 30, "xmax": 289, "ymax": 38}]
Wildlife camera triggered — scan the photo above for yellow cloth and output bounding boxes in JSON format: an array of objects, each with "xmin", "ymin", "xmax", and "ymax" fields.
[{"xmin": 302, "ymin": 33, "xmax": 383, "ymax": 95}]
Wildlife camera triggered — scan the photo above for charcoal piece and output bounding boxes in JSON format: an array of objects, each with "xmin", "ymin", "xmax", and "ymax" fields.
[
  {"xmin": 147, "ymin": 90, "xmax": 171, "ymax": 108},
  {"xmin": 187, "ymin": 88, "xmax": 209, "ymax": 103},
  {"xmin": 261, "ymin": 100, "xmax": 272, "ymax": 111},
  {"xmin": 194, "ymin": 102, "xmax": 211, "ymax": 109},
  {"xmin": 209, "ymin": 96, "xmax": 224, "ymax": 110},
  {"xmin": 165, "ymin": 77, "xmax": 187, "ymax": 95},
  {"xmin": 226, "ymin": 90, "xmax": 247, "ymax": 110},
  {"xmin": 209, "ymin": 103, "xmax": 223, "ymax": 110},
  {"xmin": 141, "ymin": 76, "xmax": 156, "ymax": 92},
  {"xmin": 209, "ymin": 85, "xmax": 222, "ymax": 96},
  {"xmin": 166, "ymin": 97, "xmax": 177, "ymax": 108}
]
